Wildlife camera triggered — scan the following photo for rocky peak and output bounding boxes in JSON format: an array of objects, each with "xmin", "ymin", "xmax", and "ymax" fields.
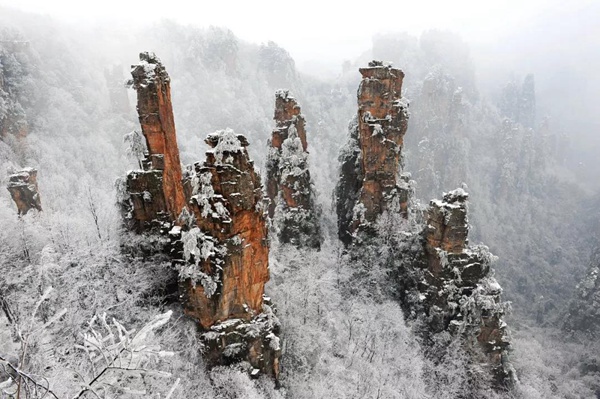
[
  {"xmin": 121, "ymin": 52, "xmax": 187, "ymax": 231},
  {"xmin": 119, "ymin": 54, "xmax": 280, "ymax": 380},
  {"xmin": 337, "ymin": 62, "xmax": 512, "ymax": 390},
  {"xmin": 177, "ymin": 129, "xmax": 280, "ymax": 379},
  {"xmin": 419, "ymin": 188, "xmax": 513, "ymax": 389},
  {"xmin": 6, "ymin": 168, "xmax": 42, "ymax": 215},
  {"xmin": 266, "ymin": 91, "xmax": 321, "ymax": 249},
  {"xmin": 181, "ymin": 129, "xmax": 269, "ymax": 327},
  {"xmin": 336, "ymin": 61, "xmax": 410, "ymax": 245},
  {"xmin": 271, "ymin": 90, "xmax": 307, "ymax": 151}
]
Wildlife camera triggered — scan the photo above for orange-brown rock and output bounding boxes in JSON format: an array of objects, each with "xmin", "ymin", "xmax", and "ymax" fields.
[
  {"xmin": 356, "ymin": 62, "xmax": 409, "ymax": 224},
  {"xmin": 180, "ymin": 129, "xmax": 269, "ymax": 329},
  {"xmin": 7, "ymin": 168, "xmax": 42, "ymax": 215},
  {"xmin": 420, "ymin": 188, "xmax": 513, "ymax": 389},
  {"xmin": 129, "ymin": 52, "xmax": 186, "ymax": 222},
  {"xmin": 266, "ymin": 90, "xmax": 321, "ymax": 248},
  {"xmin": 118, "ymin": 54, "xmax": 279, "ymax": 380},
  {"xmin": 336, "ymin": 61, "xmax": 410, "ymax": 245}
]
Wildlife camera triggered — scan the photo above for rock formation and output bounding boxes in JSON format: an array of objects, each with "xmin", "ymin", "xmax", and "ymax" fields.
[
  {"xmin": 119, "ymin": 53, "xmax": 280, "ymax": 380},
  {"xmin": 389, "ymin": 189, "xmax": 513, "ymax": 391},
  {"xmin": 6, "ymin": 168, "xmax": 42, "ymax": 215},
  {"xmin": 179, "ymin": 129, "xmax": 270, "ymax": 328},
  {"xmin": 336, "ymin": 61, "xmax": 410, "ymax": 245},
  {"xmin": 421, "ymin": 189, "xmax": 512, "ymax": 388},
  {"xmin": 266, "ymin": 90, "xmax": 321, "ymax": 249},
  {"xmin": 174, "ymin": 129, "xmax": 279, "ymax": 379},
  {"xmin": 337, "ymin": 62, "xmax": 513, "ymax": 390},
  {"xmin": 121, "ymin": 52, "xmax": 187, "ymax": 231}
]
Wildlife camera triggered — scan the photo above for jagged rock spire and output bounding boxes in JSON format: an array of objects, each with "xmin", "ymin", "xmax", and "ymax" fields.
[
  {"xmin": 421, "ymin": 189, "xmax": 514, "ymax": 389},
  {"xmin": 126, "ymin": 52, "xmax": 187, "ymax": 227},
  {"xmin": 179, "ymin": 128, "xmax": 269, "ymax": 328},
  {"xmin": 266, "ymin": 90, "xmax": 321, "ymax": 249},
  {"xmin": 336, "ymin": 61, "xmax": 410, "ymax": 245},
  {"xmin": 118, "ymin": 54, "xmax": 280, "ymax": 381},
  {"xmin": 176, "ymin": 129, "xmax": 280, "ymax": 379}
]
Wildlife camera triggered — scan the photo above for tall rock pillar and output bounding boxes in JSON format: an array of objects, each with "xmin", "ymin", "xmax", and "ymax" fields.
[
  {"xmin": 177, "ymin": 129, "xmax": 279, "ymax": 379},
  {"xmin": 336, "ymin": 61, "xmax": 410, "ymax": 245},
  {"xmin": 119, "ymin": 53, "xmax": 280, "ymax": 381},
  {"xmin": 266, "ymin": 90, "xmax": 321, "ymax": 249},
  {"xmin": 180, "ymin": 129, "xmax": 269, "ymax": 327},
  {"xmin": 421, "ymin": 189, "xmax": 513, "ymax": 389},
  {"xmin": 122, "ymin": 52, "xmax": 187, "ymax": 231}
]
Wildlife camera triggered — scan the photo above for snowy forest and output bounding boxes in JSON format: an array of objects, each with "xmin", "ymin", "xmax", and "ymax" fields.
[{"xmin": 1, "ymin": 3, "xmax": 600, "ymax": 398}]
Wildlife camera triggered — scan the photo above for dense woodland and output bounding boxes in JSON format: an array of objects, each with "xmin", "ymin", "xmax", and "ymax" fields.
[{"xmin": 1, "ymin": 7, "xmax": 600, "ymax": 398}]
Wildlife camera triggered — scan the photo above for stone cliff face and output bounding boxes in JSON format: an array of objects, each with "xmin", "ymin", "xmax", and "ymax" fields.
[
  {"xmin": 126, "ymin": 52, "xmax": 186, "ymax": 227},
  {"xmin": 6, "ymin": 168, "xmax": 42, "ymax": 215},
  {"xmin": 391, "ymin": 189, "xmax": 513, "ymax": 391},
  {"xmin": 119, "ymin": 53, "xmax": 279, "ymax": 380},
  {"xmin": 336, "ymin": 61, "xmax": 410, "ymax": 245},
  {"xmin": 266, "ymin": 90, "xmax": 321, "ymax": 249}
]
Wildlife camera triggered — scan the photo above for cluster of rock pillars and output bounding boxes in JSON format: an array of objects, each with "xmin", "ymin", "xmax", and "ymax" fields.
[{"xmin": 6, "ymin": 54, "xmax": 517, "ymax": 390}]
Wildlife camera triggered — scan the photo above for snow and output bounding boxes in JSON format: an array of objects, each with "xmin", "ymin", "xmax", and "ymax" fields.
[
  {"xmin": 191, "ymin": 172, "xmax": 216, "ymax": 218},
  {"xmin": 209, "ymin": 128, "xmax": 243, "ymax": 164},
  {"xmin": 266, "ymin": 332, "xmax": 281, "ymax": 351}
]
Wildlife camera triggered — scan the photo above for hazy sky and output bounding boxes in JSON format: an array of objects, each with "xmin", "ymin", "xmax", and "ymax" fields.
[{"xmin": 1, "ymin": 0, "xmax": 592, "ymax": 69}]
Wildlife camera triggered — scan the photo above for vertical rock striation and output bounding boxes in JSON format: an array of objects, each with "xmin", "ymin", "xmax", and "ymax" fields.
[
  {"xmin": 6, "ymin": 168, "xmax": 42, "ymax": 215},
  {"xmin": 266, "ymin": 90, "xmax": 321, "ymax": 249},
  {"xmin": 121, "ymin": 52, "xmax": 187, "ymax": 231},
  {"xmin": 336, "ymin": 61, "xmax": 410, "ymax": 245},
  {"xmin": 131, "ymin": 52, "xmax": 186, "ymax": 221}
]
